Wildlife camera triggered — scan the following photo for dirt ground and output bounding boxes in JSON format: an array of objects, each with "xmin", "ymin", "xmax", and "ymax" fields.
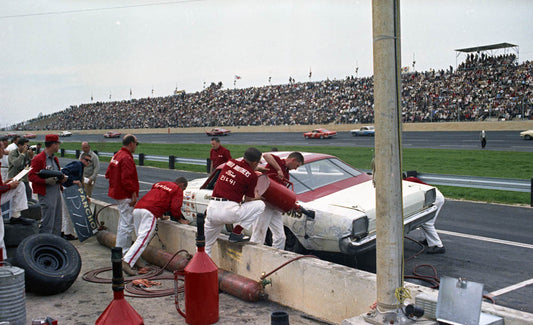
[{"xmin": 22, "ymin": 236, "xmax": 330, "ymax": 325}]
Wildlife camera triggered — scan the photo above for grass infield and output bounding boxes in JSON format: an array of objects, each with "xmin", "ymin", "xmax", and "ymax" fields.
[{"xmin": 54, "ymin": 141, "xmax": 532, "ymax": 206}]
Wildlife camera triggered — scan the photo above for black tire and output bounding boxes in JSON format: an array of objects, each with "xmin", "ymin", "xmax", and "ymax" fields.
[
  {"xmin": 4, "ymin": 221, "xmax": 39, "ymax": 247},
  {"xmin": 14, "ymin": 233, "xmax": 82, "ymax": 295},
  {"xmin": 284, "ymin": 228, "xmax": 307, "ymax": 254},
  {"xmin": 320, "ymin": 135, "xmax": 324, "ymax": 139},
  {"xmin": 525, "ymin": 135, "xmax": 531, "ymax": 140}
]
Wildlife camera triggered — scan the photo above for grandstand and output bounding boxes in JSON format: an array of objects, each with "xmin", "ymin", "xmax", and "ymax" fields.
[{"xmin": 6, "ymin": 51, "xmax": 532, "ymax": 131}]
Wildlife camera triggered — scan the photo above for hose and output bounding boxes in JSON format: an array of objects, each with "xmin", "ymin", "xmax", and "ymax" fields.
[
  {"xmin": 83, "ymin": 249, "xmax": 190, "ymax": 298},
  {"xmin": 260, "ymin": 255, "xmax": 318, "ymax": 280}
]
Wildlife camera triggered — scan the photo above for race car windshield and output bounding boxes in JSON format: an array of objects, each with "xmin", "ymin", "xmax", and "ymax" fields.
[{"xmin": 290, "ymin": 158, "xmax": 363, "ymax": 194}]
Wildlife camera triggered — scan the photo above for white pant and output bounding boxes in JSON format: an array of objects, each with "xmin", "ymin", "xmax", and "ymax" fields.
[
  {"xmin": 205, "ymin": 200, "xmax": 265, "ymax": 256},
  {"xmin": 115, "ymin": 198, "xmax": 134, "ymax": 256},
  {"xmin": 61, "ymin": 195, "xmax": 76, "ymax": 236},
  {"xmin": 421, "ymin": 189, "xmax": 445, "ymax": 247},
  {"xmin": 123, "ymin": 209, "xmax": 157, "ymax": 267},
  {"xmin": 251, "ymin": 203, "xmax": 286, "ymax": 249},
  {"xmin": 0, "ymin": 182, "xmax": 29, "ymax": 260}
]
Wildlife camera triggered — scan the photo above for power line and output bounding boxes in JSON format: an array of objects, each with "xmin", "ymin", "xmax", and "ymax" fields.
[{"xmin": 0, "ymin": 0, "xmax": 206, "ymax": 20}]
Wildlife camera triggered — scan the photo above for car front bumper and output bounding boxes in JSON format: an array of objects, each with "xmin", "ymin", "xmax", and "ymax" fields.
[{"xmin": 338, "ymin": 204, "xmax": 438, "ymax": 255}]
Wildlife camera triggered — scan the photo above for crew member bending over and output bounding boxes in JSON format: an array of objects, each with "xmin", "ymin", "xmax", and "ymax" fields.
[
  {"xmin": 251, "ymin": 152, "xmax": 304, "ymax": 249},
  {"xmin": 122, "ymin": 177, "xmax": 188, "ymax": 276},
  {"xmin": 204, "ymin": 147, "xmax": 265, "ymax": 256}
]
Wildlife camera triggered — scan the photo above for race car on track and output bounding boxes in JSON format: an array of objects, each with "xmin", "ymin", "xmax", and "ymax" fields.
[
  {"xmin": 23, "ymin": 133, "xmax": 37, "ymax": 139},
  {"xmin": 206, "ymin": 128, "xmax": 231, "ymax": 136},
  {"xmin": 520, "ymin": 130, "xmax": 533, "ymax": 140},
  {"xmin": 58, "ymin": 131, "xmax": 72, "ymax": 137},
  {"xmin": 303, "ymin": 128, "xmax": 337, "ymax": 139},
  {"xmin": 181, "ymin": 152, "xmax": 438, "ymax": 257},
  {"xmin": 350, "ymin": 126, "xmax": 375, "ymax": 137},
  {"xmin": 103, "ymin": 131, "xmax": 122, "ymax": 138}
]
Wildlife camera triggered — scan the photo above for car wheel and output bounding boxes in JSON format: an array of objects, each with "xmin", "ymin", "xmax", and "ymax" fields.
[
  {"xmin": 352, "ymin": 133, "xmax": 357, "ymax": 137},
  {"xmin": 14, "ymin": 233, "xmax": 82, "ymax": 296},
  {"xmin": 305, "ymin": 135, "xmax": 309, "ymax": 139},
  {"xmin": 525, "ymin": 135, "xmax": 531, "ymax": 140},
  {"xmin": 284, "ymin": 228, "xmax": 307, "ymax": 254},
  {"xmin": 320, "ymin": 135, "xmax": 324, "ymax": 139}
]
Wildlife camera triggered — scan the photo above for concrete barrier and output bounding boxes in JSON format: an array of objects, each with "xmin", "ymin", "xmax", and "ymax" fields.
[{"xmin": 92, "ymin": 198, "xmax": 533, "ymax": 324}]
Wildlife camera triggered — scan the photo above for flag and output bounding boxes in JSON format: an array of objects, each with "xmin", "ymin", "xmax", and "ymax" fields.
[
  {"xmin": 130, "ymin": 88, "xmax": 132, "ymax": 96},
  {"xmin": 309, "ymin": 68, "xmax": 312, "ymax": 78},
  {"xmin": 235, "ymin": 75, "xmax": 241, "ymax": 80}
]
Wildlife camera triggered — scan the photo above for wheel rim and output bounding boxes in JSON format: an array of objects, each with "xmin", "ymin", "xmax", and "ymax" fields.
[{"xmin": 32, "ymin": 244, "xmax": 67, "ymax": 271}]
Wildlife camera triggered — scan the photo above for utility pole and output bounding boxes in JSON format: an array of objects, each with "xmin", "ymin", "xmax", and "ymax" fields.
[{"xmin": 365, "ymin": 0, "xmax": 410, "ymax": 324}]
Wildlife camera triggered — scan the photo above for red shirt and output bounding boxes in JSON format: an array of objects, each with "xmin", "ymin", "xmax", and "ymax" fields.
[
  {"xmin": 28, "ymin": 151, "xmax": 62, "ymax": 195},
  {"xmin": 135, "ymin": 181, "xmax": 183, "ymax": 218},
  {"xmin": 210, "ymin": 146, "xmax": 232, "ymax": 170},
  {"xmin": 264, "ymin": 155, "xmax": 289, "ymax": 184},
  {"xmin": 212, "ymin": 159, "xmax": 258, "ymax": 203},
  {"xmin": 105, "ymin": 147, "xmax": 139, "ymax": 200}
]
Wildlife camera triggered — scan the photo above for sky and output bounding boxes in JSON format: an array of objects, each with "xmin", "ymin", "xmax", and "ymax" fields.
[{"xmin": 1, "ymin": 0, "xmax": 532, "ymax": 127}]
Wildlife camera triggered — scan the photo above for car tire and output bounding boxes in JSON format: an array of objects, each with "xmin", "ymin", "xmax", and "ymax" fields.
[
  {"xmin": 320, "ymin": 135, "xmax": 324, "ymax": 139},
  {"xmin": 284, "ymin": 228, "xmax": 307, "ymax": 254},
  {"xmin": 305, "ymin": 135, "xmax": 309, "ymax": 139},
  {"xmin": 14, "ymin": 233, "xmax": 82, "ymax": 296},
  {"xmin": 525, "ymin": 135, "xmax": 531, "ymax": 140}
]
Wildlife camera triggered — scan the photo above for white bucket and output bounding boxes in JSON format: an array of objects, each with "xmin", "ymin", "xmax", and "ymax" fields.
[{"xmin": 0, "ymin": 265, "xmax": 26, "ymax": 325}]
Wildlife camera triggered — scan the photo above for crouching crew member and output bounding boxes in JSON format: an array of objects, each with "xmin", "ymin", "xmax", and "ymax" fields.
[
  {"xmin": 204, "ymin": 147, "xmax": 265, "ymax": 256},
  {"xmin": 251, "ymin": 152, "xmax": 304, "ymax": 249},
  {"xmin": 122, "ymin": 177, "xmax": 188, "ymax": 276}
]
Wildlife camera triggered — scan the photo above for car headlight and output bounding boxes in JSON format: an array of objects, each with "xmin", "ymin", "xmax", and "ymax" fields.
[
  {"xmin": 424, "ymin": 188, "xmax": 436, "ymax": 208},
  {"xmin": 351, "ymin": 216, "xmax": 369, "ymax": 241}
]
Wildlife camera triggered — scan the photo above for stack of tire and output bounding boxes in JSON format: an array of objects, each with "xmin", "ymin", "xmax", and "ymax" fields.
[
  {"xmin": 5, "ymin": 200, "xmax": 82, "ymax": 295},
  {"xmin": 14, "ymin": 233, "xmax": 82, "ymax": 295}
]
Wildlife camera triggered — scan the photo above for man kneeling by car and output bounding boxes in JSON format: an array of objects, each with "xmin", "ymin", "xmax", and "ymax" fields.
[
  {"xmin": 204, "ymin": 147, "xmax": 265, "ymax": 257},
  {"xmin": 122, "ymin": 177, "xmax": 188, "ymax": 276}
]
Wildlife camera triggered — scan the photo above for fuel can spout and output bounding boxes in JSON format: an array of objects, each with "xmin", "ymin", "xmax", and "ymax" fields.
[{"xmin": 95, "ymin": 247, "xmax": 144, "ymax": 325}]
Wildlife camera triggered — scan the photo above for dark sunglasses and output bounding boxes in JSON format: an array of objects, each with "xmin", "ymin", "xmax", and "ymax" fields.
[{"xmin": 84, "ymin": 158, "xmax": 92, "ymax": 162}]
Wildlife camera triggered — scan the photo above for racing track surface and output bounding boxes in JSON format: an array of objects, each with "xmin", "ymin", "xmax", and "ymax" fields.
[
  {"xmin": 58, "ymin": 130, "xmax": 533, "ymax": 152},
  {"xmin": 58, "ymin": 153, "xmax": 533, "ymax": 315}
]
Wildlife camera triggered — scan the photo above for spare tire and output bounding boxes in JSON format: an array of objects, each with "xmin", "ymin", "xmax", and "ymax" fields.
[{"xmin": 14, "ymin": 233, "xmax": 82, "ymax": 295}]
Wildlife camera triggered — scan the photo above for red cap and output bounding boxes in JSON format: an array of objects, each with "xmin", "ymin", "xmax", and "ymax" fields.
[{"xmin": 45, "ymin": 134, "xmax": 61, "ymax": 143}]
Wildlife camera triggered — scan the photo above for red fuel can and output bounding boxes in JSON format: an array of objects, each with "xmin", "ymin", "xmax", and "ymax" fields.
[
  {"xmin": 175, "ymin": 214, "xmax": 218, "ymax": 325},
  {"xmin": 256, "ymin": 174, "xmax": 297, "ymax": 212}
]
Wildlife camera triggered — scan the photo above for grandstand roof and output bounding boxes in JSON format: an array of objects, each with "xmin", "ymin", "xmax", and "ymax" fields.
[{"xmin": 455, "ymin": 42, "xmax": 518, "ymax": 53}]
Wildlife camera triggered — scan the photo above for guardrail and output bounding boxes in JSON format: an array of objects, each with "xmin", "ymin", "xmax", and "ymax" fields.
[{"xmin": 62, "ymin": 149, "xmax": 532, "ymax": 195}]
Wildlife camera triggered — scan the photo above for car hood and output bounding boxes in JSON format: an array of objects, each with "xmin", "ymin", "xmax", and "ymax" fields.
[{"xmin": 300, "ymin": 180, "xmax": 432, "ymax": 220}]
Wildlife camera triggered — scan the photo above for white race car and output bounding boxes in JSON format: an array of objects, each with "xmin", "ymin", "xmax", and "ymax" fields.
[{"xmin": 182, "ymin": 152, "xmax": 437, "ymax": 256}]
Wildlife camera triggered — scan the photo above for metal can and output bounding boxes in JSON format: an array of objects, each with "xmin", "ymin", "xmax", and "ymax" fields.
[{"xmin": 31, "ymin": 319, "xmax": 47, "ymax": 325}]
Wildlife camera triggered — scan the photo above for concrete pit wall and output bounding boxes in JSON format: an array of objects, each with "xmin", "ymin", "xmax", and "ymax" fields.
[{"xmin": 92, "ymin": 199, "xmax": 533, "ymax": 324}]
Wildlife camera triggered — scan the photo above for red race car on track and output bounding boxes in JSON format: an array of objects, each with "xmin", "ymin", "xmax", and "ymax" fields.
[
  {"xmin": 23, "ymin": 133, "xmax": 37, "ymax": 139},
  {"xmin": 303, "ymin": 128, "xmax": 337, "ymax": 139},
  {"xmin": 103, "ymin": 131, "xmax": 122, "ymax": 138},
  {"xmin": 206, "ymin": 128, "xmax": 231, "ymax": 136}
]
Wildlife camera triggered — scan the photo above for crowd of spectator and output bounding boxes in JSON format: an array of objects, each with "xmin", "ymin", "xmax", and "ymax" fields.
[{"xmin": 11, "ymin": 54, "xmax": 533, "ymax": 131}]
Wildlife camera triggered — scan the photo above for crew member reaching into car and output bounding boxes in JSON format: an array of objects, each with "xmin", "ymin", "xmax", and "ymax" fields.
[
  {"xmin": 403, "ymin": 174, "xmax": 446, "ymax": 254},
  {"xmin": 251, "ymin": 152, "xmax": 304, "ymax": 249},
  {"xmin": 122, "ymin": 177, "xmax": 188, "ymax": 276},
  {"xmin": 204, "ymin": 147, "xmax": 265, "ymax": 256}
]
